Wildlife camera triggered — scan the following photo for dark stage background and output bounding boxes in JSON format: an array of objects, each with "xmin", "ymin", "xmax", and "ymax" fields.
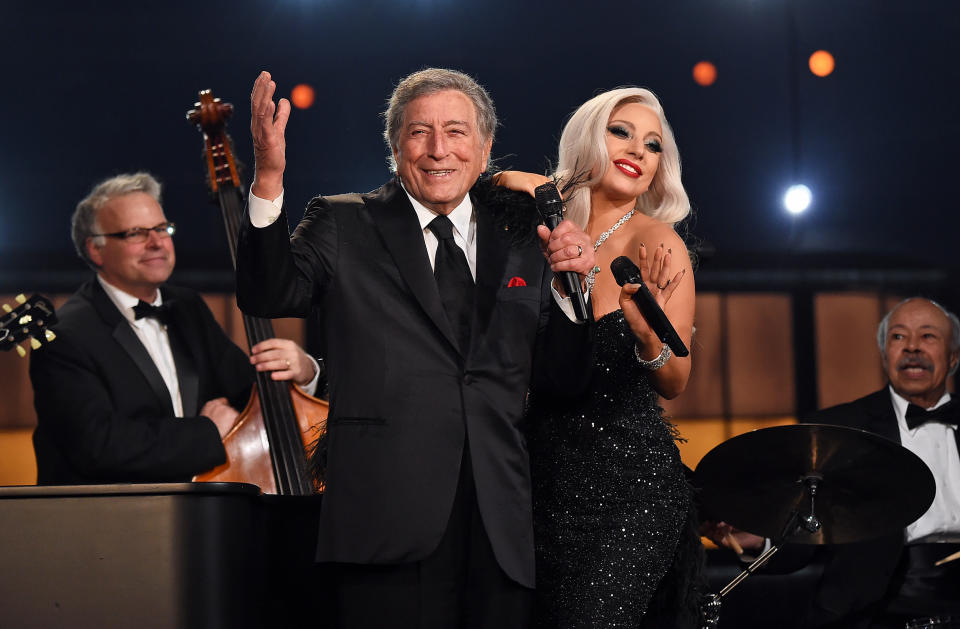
[
  {"xmin": 2, "ymin": 7, "xmax": 958, "ymax": 619},
  {"xmin": 2, "ymin": 1, "xmax": 958, "ymax": 292}
]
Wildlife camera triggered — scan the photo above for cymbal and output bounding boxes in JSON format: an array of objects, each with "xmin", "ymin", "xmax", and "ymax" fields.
[{"xmin": 694, "ymin": 424, "xmax": 935, "ymax": 544}]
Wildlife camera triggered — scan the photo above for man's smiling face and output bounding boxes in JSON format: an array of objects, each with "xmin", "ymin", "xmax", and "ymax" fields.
[{"xmin": 393, "ymin": 89, "xmax": 491, "ymax": 215}]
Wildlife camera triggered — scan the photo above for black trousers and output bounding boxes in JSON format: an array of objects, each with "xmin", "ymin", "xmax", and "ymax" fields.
[{"xmin": 329, "ymin": 445, "xmax": 533, "ymax": 629}]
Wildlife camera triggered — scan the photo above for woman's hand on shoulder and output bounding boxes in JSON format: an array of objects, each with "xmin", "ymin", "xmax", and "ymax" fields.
[{"xmin": 493, "ymin": 171, "xmax": 552, "ymax": 198}]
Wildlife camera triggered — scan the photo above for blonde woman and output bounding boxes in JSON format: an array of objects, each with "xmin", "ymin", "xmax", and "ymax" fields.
[{"xmin": 497, "ymin": 87, "xmax": 702, "ymax": 627}]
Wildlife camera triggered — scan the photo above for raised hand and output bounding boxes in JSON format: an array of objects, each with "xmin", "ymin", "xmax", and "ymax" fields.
[
  {"xmin": 619, "ymin": 243, "xmax": 685, "ymax": 341},
  {"xmin": 250, "ymin": 70, "xmax": 291, "ymax": 200}
]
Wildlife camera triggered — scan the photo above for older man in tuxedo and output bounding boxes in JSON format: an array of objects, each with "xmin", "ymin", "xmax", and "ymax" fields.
[
  {"xmin": 707, "ymin": 297, "xmax": 960, "ymax": 627},
  {"xmin": 31, "ymin": 172, "xmax": 319, "ymax": 484},
  {"xmin": 236, "ymin": 68, "xmax": 596, "ymax": 628}
]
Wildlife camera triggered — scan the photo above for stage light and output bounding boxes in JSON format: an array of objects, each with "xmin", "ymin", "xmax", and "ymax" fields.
[
  {"xmin": 290, "ymin": 83, "xmax": 316, "ymax": 109},
  {"xmin": 808, "ymin": 50, "xmax": 835, "ymax": 77},
  {"xmin": 784, "ymin": 184, "xmax": 812, "ymax": 214},
  {"xmin": 692, "ymin": 61, "xmax": 717, "ymax": 86}
]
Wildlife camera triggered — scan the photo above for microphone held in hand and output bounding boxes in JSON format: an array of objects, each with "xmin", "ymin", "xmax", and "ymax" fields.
[
  {"xmin": 535, "ymin": 182, "xmax": 589, "ymax": 322},
  {"xmin": 610, "ymin": 256, "xmax": 689, "ymax": 357}
]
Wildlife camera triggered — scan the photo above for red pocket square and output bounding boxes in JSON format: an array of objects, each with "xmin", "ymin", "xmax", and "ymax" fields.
[{"xmin": 507, "ymin": 276, "xmax": 527, "ymax": 287}]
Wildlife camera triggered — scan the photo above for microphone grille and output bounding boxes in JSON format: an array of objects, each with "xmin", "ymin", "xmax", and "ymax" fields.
[
  {"xmin": 534, "ymin": 182, "xmax": 563, "ymax": 208},
  {"xmin": 610, "ymin": 256, "xmax": 640, "ymax": 287}
]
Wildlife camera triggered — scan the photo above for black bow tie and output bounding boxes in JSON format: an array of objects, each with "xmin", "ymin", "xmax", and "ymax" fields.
[
  {"xmin": 905, "ymin": 398, "xmax": 959, "ymax": 429},
  {"xmin": 133, "ymin": 300, "xmax": 174, "ymax": 326}
]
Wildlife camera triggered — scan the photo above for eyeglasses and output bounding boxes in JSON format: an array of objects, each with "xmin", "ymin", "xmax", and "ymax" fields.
[{"xmin": 92, "ymin": 222, "xmax": 176, "ymax": 244}]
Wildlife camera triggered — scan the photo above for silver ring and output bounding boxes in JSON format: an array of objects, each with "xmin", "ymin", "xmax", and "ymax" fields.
[{"xmin": 576, "ymin": 245, "xmax": 583, "ymax": 257}]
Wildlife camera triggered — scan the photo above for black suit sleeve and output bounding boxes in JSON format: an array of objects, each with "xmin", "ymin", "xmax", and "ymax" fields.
[
  {"xmin": 530, "ymin": 267, "xmax": 595, "ymax": 398},
  {"xmin": 236, "ymin": 198, "xmax": 337, "ymax": 318},
  {"xmin": 182, "ymin": 292, "xmax": 256, "ymax": 413},
  {"xmin": 30, "ymin": 331, "xmax": 227, "ymax": 483},
  {"xmin": 30, "ymin": 288, "xmax": 255, "ymax": 484}
]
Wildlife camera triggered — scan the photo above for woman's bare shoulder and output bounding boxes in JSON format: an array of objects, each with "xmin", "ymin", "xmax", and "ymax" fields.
[{"xmin": 624, "ymin": 216, "xmax": 689, "ymax": 255}]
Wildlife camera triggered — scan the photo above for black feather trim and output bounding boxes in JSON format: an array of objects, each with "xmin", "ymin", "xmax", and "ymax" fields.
[{"xmin": 470, "ymin": 175, "xmax": 542, "ymax": 247}]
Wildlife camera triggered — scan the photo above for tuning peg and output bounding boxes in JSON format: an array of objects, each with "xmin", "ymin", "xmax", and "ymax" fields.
[
  {"xmin": 16, "ymin": 344, "xmax": 26, "ymax": 357},
  {"xmin": 15, "ymin": 294, "xmax": 26, "ymax": 304},
  {"xmin": 44, "ymin": 330, "xmax": 56, "ymax": 342},
  {"xmin": 29, "ymin": 337, "xmax": 41, "ymax": 350},
  {"xmin": 2, "ymin": 303, "xmax": 10, "ymax": 313}
]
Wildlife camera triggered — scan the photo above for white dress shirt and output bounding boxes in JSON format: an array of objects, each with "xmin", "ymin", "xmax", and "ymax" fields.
[
  {"xmin": 402, "ymin": 184, "xmax": 477, "ymax": 279},
  {"xmin": 889, "ymin": 386, "xmax": 960, "ymax": 542},
  {"xmin": 98, "ymin": 276, "xmax": 183, "ymax": 416}
]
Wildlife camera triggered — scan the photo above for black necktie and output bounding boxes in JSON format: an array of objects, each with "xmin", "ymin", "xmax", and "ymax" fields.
[
  {"xmin": 428, "ymin": 215, "xmax": 475, "ymax": 353},
  {"xmin": 133, "ymin": 300, "xmax": 174, "ymax": 326},
  {"xmin": 905, "ymin": 398, "xmax": 960, "ymax": 429}
]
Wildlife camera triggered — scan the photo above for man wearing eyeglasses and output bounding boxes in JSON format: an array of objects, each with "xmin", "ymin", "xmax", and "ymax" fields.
[{"xmin": 29, "ymin": 172, "xmax": 321, "ymax": 484}]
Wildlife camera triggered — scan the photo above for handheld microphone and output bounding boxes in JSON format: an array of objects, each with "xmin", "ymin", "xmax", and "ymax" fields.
[
  {"xmin": 610, "ymin": 256, "xmax": 689, "ymax": 357},
  {"xmin": 535, "ymin": 182, "xmax": 589, "ymax": 323}
]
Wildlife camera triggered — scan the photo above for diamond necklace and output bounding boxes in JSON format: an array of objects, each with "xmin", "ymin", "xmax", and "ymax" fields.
[{"xmin": 585, "ymin": 208, "xmax": 637, "ymax": 291}]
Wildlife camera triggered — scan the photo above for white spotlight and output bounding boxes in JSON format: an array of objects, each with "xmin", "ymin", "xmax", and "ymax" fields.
[{"xmin": 783, "ymin": 184, "xmax": 812, "ymax": 214}]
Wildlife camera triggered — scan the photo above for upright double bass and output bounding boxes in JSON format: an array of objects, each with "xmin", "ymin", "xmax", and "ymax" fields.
[{"xmin": 187, "ymin": 90, "xmax": 327, "ymax": 495}]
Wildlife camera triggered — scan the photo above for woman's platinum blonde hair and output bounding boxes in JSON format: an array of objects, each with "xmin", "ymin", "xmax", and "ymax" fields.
[{"xmin": 554, "ymin": 87, "xmax": 690, "ymax": 229}]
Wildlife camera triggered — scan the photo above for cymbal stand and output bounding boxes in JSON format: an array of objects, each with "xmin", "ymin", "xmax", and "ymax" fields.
[{"xmin": 700, "ymin": 474, "xmax": 823, "ymax": 628}]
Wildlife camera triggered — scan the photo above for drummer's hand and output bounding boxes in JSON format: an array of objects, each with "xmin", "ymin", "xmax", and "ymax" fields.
[
  {"xmin": 700, "ymin": 521, "xmax": 765, "ymax": 554},
  {"xmin": 250, "ymin": 338, "xmax": 316, "ymax": 386},
  {"xmin": 250, "ymin": 70, "xmax": 290, "ymax": 200}
]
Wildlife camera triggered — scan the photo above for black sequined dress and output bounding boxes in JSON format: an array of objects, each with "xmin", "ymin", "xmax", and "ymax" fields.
[{"xmin": 528, "ymin": 310, "xmax": 699, "ymax": 628}]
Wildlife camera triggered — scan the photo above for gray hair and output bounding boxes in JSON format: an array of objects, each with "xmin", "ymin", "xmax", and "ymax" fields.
[
  {"xmin": 877, "ymin": 297, "xmax": 960, "ymax": 375},
  {"xmin": 554, "ymin": 87, "xmax": 690, "ymax": 229},
  {"xmin": 72, "ymin": 172, "xmax": 162, "ymax": 269},
  {"xmin": 383, "ymin": 67, "xmax": 497, "ymax": 171}
]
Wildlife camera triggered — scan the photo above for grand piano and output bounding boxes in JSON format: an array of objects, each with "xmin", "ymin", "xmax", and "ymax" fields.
[{"xmin": 0, "ymin": 483, "xmax": 326, "ymax": 628}]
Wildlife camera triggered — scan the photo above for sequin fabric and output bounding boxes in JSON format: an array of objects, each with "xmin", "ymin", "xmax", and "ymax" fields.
[{"xmin": 528, "ymin": 310, "xmax": 690, "ymax": 628}]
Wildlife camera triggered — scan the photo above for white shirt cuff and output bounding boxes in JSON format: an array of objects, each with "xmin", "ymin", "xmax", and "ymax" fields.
[
  {"xmin": 248, "ymin": 187, "xmax": 284, "ymax": 228},
  {"xmin": 739, "ymin": 537, "xmax": 773, "ymax": 563},
  {"xmin": 551, "ymin": 278, "xmax": 591, "ymax": 324},
  {"xmin": 298, "ymin": 355, "xmax": 322, "ymax": 397}
]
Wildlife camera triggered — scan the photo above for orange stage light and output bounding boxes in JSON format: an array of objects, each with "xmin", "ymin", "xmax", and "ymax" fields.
[
  {"xmin": 692, "ymin": 61, "xmax": 717, "ymax": 87},
  {"xmin": 290, "ymin": 84, "xmax": 316, "ymax": 109},
  {"xmin": 808, "ymin": 50, "xmax": 835, "ymax": 77}
]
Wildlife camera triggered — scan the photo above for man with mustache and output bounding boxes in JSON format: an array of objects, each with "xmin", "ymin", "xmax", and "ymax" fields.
[{"xmin": 708, "ymin": 297, "xmax": 960, "ymax": 627}]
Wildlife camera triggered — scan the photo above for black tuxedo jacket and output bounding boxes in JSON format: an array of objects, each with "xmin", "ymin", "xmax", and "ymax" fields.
[
  {"xmin": 800, "ymin": 388, "xmax": 918, "ymax": 627},
  {"xmin": 30, "ymin": 280, "xmax": 254, "ymax": 484},
  {"xmin": 235, "ymin": 178, "xmax": 593, "ymax": 587}
]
